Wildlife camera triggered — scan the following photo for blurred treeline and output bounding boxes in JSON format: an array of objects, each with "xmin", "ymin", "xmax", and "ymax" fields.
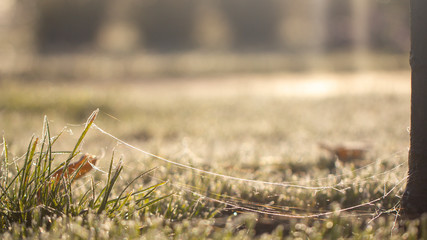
[
  {"xmin": 3, "ymin": 0, "xmax": 409, "ymax": 53},
  {"xmin": 0, "ymin": 0, "xmax": 410, "ymax": 78}
]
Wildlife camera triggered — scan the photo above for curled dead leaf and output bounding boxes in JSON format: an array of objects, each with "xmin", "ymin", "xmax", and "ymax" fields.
[
  {"xmin": 51, "ymin": 154, "xmax": 98, "ymax": 182},
  {"xmin": 37, "ymin": 154, "xmax": 97, "ymax": 203}
]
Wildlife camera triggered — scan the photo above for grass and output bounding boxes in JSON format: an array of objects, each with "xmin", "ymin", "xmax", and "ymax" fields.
[
  {"xmin": 1, "ymin": 72, "xmax": 426, "ymax": 239},
  {"xmin": 0, "ymin": 110, "xmax": 169, "ymax": 237}
]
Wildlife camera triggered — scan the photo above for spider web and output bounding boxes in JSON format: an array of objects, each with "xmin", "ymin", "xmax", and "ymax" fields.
[
  {"xmin": 86, "ymin": 123, "xmax": 407, "ymax": 220},
  {"xmin": 1, "ymin": 120, "xmax": 406, "ymax": 222}
]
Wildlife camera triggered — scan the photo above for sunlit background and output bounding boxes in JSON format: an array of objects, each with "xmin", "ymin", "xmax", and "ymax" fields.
[
  {"xmin": 0, "ymin": 0, "xmax": 409, "ymax": 80},
  {"xmin": 0, "ymin": 0, "xmax": 411, "ymax": 165},
  {"xmin": 0, "ymin": 2, "xmax": 414, "ymax": 237}
]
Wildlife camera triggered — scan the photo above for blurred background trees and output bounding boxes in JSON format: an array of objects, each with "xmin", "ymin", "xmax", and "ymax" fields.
[{"xmin": 0, "ymin": 0, "xmax": 410, "ymax": 79}]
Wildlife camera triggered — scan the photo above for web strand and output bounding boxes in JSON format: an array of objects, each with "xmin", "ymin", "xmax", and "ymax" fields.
[
  {"xmin": 90, "ymin": 123, "xmax": 406, "ymax": 219},
  {"xmin": 163, "ymin": 174, "xmax": 406, "ymax": 219},
  {"xmin": 93, "ymin": 124, "xmax": 350, "ymax": 191}
]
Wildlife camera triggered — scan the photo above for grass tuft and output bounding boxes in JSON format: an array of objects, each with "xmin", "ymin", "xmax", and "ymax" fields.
[{"xmin": 0, "ymin": 110, "xmax": 168, "ymax": 233}]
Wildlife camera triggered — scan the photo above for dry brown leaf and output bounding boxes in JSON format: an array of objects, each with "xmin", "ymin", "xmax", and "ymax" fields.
[
  {"xmin": 37, "ymin": 154, "xmax": 97, "ymax": 203},
  {"xmin": 51, "ymin": 154, "xmax": 98, "ymax": 182},
  {"xmin": 319, "ymin": 142, "xmax": 370, "ymax": 162}
]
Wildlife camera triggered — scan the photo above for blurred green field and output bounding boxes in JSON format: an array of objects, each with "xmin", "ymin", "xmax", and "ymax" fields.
[{"xmin": 1, "ymin": 71, "xmax": 423, "ymax": 239}]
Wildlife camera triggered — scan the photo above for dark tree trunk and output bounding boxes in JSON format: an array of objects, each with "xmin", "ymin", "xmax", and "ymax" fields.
[{"xmin": 401, "ymin": 0, "xmax": 427, "ymax": 219}]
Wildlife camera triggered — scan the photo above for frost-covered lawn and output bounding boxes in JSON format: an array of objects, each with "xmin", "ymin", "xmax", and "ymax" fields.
[{"xmin": 1, "ymin": 72, "xmax": 421, "ymax": 239}]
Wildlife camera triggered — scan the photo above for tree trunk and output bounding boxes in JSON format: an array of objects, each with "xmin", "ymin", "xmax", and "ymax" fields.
[{"xmin": 401, "ymin": 0, "xmax": 427, "ymax": 219}]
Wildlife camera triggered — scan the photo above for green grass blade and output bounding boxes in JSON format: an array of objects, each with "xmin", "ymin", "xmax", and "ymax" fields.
[
  {"xmin": 1, "ymin": 136, "xmax": 9, "ymax": 188},
  {"xmin": 136, "ymin": 193, "xmax": 173, "ymax": 211},
  {"xmin": 107, "ymin": 181, "xmax": 167, "ymax": 206},
  {"xmin": 19, "ymin": 137, "xmax": 37, "ymax": 199},
  {"xmin": 53, "ymin": 109, "xmax": 99, "ymax": 198},
  {"xmin": 69, "ymin": 109, "xmax": 99, "ymax": 159},
  {"xmin": 110, "ymin": 167, "xmax": 158, "ymax": 210},
  {"xmin": 97, "ymin": 162, "xmax": 123, "ymax": 214}
]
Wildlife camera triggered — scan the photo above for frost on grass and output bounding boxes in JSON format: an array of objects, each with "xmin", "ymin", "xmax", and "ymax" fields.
[
  {"xmin": 0, "ymin": 90, "xmax": 415, "ymax": 238},
  {"xmin": 0, "ymin": 110, "xmax": 168, "ymax": 234}
]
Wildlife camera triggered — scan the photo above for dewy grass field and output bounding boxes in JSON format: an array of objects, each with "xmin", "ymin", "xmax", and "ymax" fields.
[{"xmin": 0, "ymin": 71, "xmax": 425, "ymax": 239}]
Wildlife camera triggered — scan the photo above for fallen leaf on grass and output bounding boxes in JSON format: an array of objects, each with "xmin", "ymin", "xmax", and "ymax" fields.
[
  {"xmin": 319, "ymin": 142, "xmax": 370, "ymax": 162},
  {"xmin": 51, "ymin": 154, "xmax": 98, "ymax": 182},
  {"xmin": 37, "ymin": 154, "xmax": 97, "ymax": 203}
]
